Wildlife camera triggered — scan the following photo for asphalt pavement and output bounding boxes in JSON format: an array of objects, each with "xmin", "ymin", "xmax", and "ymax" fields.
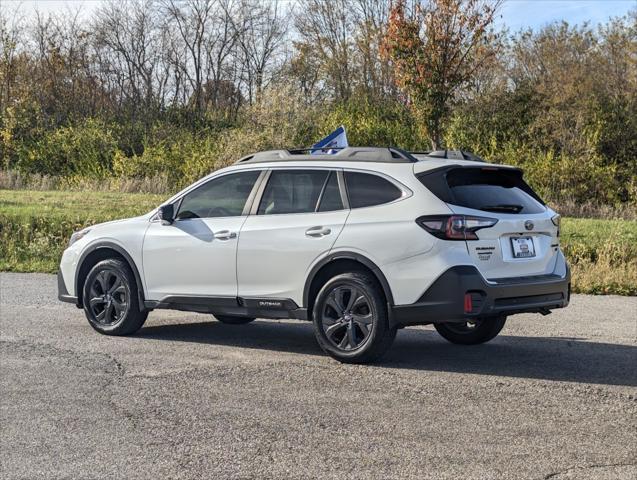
[{"xmin": 1, "ymin": 272, "xmax": 636, "ymax": 479}]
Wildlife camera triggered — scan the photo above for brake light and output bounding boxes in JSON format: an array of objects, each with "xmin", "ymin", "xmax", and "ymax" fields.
[
  {"xmin": 551, "ymin": 214, "xmax": 561, "ymax": 237},
  {"xmin": 416, "ymin": 215, "xmax": 498, "ymax": 241}
]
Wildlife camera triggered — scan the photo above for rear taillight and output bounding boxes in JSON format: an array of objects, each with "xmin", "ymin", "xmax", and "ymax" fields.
[
  {"xmin": 416, "ymin": 215, "xmax": 498, "ymax": 241},
  {"xmin": 551, "ymin": 214, "xmax": 561, "ymax": 237}
]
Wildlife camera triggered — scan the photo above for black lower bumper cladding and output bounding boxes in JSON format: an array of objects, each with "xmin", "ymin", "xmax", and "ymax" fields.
[
  {"xmin": 390, "ymin": 265, "xmax": 570, "ymax": 327},
  {"xmin": 57, "ymin": 271, "xmax": 78, "ymax": 305}
]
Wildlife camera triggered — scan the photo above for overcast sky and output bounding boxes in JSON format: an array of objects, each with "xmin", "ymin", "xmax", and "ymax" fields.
[{"xmin": 3, "ymin": 0, "xmax": 636, "ymax": 31}]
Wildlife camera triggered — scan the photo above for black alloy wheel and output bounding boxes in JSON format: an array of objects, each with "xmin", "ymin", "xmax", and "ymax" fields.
[
  {"xmin": 88, "ymin": 269, "xmax": 129, "ymax": 325},
  {"xmin": 312, "ymin": 272, "xmax": 396, "ymax": 363},
  {"xmin": 83, "ymin": 259, "xmax": 148, "ymax": 335},
  {"xmin": 321, "ymin": 284, "xmax": 374, "ymax": 351}
]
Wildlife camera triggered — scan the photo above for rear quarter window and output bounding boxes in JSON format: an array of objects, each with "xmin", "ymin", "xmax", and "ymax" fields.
[
  {"xmin": 345, "ymin": 171, "xmax": 403, "ymax": 209},
  {"xmin": 418, "ymin": 167, "xmax": 546, "ymax": 215}
]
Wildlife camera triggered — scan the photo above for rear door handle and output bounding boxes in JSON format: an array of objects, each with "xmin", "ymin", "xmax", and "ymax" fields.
[
  {"xmin": 305, "ymin": 226, "xmax": 331, "ymax": 238},
  {"xmin": 214, "ymin": 230, "xmax": 237, "ymax": 240}
]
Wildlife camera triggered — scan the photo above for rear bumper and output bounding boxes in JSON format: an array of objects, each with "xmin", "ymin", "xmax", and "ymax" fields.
[
  {"xmin": 389, "ymin": 265, "xmax": 570, "ymax": 327},
  {"xmin": 57, "ymin": 270, "xmax": 78, "ymax": 305}
]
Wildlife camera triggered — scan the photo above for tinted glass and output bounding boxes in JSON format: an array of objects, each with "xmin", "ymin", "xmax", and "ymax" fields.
[
  {"xmin": 177, "ymin": 171, "xmax": 260, "ymax": 219},
  {"xmin": 345, "ymin": 172, "xmax": 402, "ymax": 209},
  {"xmin": 317, "ymin": 172, "xmax": 344, "ymax": 212},
  {"xmin": 258, "ymin": 170, "xmax": 329, "ymax": 215},
  {"xmin": 446, "ymin": 169, "xmax": 545, "ymax": 214}
]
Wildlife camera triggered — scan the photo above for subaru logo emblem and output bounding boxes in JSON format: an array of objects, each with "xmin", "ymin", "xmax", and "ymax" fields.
[{"xmin": 524, "ymin": 220, "xmax": 534, "ymax": 231}]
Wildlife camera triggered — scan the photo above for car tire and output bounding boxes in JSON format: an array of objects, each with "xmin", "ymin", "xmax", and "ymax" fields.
[
  {"xmin": 214, "ymin": 315, "xmax": 256, "ymax": 325},
  {"xmin": 312, "ymin": 272, "xmax": 396, "ymax": 364},
  {"xmin": 434, "ymin": 316, "xmax": 507, "ymax": 345},
  {"xmin": 82, "ymin": 258, "xmax": 148, "ymax": 335}
]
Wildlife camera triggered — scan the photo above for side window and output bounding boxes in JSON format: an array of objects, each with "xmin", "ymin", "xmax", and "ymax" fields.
[
  {"xmin": 176, "ymin": 170, "xmax": 260, "ymax": 219},
  {"xmin": 258, "ymin": 170, "xmax": 329, "ymax": 215},
  {"xmin": 317, "ymin": 171, "xmax": 344, "ymax": 212},
  {"xmin": 345, "ymin": 171, "xmax": 402, "ymax": 209}
]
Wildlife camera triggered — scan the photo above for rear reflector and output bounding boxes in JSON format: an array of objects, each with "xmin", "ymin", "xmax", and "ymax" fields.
[{"xmin": 464, "ymin": 293, "xmax": 473, "ymax": 314}]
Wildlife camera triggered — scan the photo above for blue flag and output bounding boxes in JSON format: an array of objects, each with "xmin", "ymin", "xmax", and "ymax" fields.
[{"xmin": 311, "ymin": 125, "xmax": 348, "ymax": 154}]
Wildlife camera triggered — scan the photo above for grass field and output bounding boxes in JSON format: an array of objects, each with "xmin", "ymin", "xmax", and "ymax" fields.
[
  {"xmin": 1, "ymin": 189, "xmax": 636, "ymax": 295},
  {"xmin": 0, "ymin": 190, "xmax": 164, "ymax": 273}
]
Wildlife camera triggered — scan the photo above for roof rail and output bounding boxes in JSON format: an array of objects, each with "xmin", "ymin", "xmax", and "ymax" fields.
[
  {"xmin": 287, "ymin": 146, "xmax": 347, "ymax": 154},
  {"xmin": 235, "ymin": 147, "xmax": 418, "ymax": 164}
]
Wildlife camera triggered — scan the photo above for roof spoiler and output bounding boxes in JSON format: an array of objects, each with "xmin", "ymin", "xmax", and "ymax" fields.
[{"xmin": 410, "ymin": 150, "xmax": 486, "ymax": 162}]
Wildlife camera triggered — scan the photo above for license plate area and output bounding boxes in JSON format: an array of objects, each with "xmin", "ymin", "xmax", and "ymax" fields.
[{"xmin": 510, "ymin": 236, "xmax": 536, "ymax": 258}]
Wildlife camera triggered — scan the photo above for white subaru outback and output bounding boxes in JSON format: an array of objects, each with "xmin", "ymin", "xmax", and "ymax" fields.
[{"xmin": 58, "ymin": 147, "xmax": 570, "ymax": 363}]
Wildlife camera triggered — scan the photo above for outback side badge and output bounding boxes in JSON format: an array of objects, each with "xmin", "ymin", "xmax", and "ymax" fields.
[{"xmin": 258, "ymin": 300, "xmax": 283, "ymax": 308}]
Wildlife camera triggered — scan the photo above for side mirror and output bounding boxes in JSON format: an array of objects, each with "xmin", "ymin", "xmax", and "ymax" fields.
[{"xmin": 158, "ymin": 204, "xmax": 175, "ymax": 225}]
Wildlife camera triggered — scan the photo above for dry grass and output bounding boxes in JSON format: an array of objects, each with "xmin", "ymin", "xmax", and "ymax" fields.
[
  {"xmin": 571, "ymin": 258, "xmax": 637, "ymax": 295},
  {"xmin": 550, "ymin": 199, "xmax": 637, "ymax": 220},
  {"xmin": 561, "ymin": 218, "xmax": 637, "ymax": 295},
  {"xmin": 0, "ymin": 170, "xmax": 172, "ymax": 195}
]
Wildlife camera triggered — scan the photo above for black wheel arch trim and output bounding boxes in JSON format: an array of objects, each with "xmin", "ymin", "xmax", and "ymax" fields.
[
  {"xmin": 57, "ymin": 270, "xmax": 79, "ymax": 305},
  {"xmin": 303, "ymin": 251, "xmax": 395, "ymax": 308},
  {"xmin": 75, "ymin": 241, "xmax": 146, "ymax": 311}
]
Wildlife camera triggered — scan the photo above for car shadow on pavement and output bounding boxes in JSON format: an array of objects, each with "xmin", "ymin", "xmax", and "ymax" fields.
[
  {"xmin": 137, "ymin": 320, "xmax": 637, "ymax": 387},
  {"xmin": 382, "ymin": 329, "xmax": 637, "ymax": 387},
  {"xmin": 138, "ymin": 319, "xmax": 325, "ymax": 355}
]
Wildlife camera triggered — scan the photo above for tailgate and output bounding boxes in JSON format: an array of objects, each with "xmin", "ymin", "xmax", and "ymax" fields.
[
  {"xmin": 448, "ymin": 206, "xmax": 559, "ymax": 279},
  {"xmin": 417, "ymin": 164, "xmax": 560, "ymax": 280}
]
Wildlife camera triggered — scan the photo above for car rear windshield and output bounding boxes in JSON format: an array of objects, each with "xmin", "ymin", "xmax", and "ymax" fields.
[{"xmin": 418, "ymin": 167, "xmax": 546, "ymax": 214}]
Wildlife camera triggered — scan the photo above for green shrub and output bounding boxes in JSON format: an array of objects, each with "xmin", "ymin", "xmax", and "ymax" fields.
[
  {"xmin": 113, "ymin": 137, "xmax": 189, "ymax": 184},
  {"xmin": 317, "ymin": 99, "xmax": 428, "ymax": 150},
  {"xmin": 445, "ymin": 112, "xmax": 623, "ymax": 205},
  {"xmin": 16, "ymin": 119, "xmax": 120, "ymax": 178},
  {"xmin": 518, "ymin": 150, "xmax": 620, "ymax": 205}
]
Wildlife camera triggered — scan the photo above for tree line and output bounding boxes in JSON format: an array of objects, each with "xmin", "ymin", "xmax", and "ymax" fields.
[{"xmin": 0, "ymin": 0, "xmax": 635, "ymax": 205}]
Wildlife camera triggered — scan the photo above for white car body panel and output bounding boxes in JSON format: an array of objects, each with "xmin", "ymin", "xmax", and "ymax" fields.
[
  {"xmin": 331, "ymin": 195, "xmax": 446, "ymax": 305},
  {"xmin": 61, "ymin": 215, "xmax": 151, "ymax": 297},
  {"xmin": 143, "ymin": 216, "xmax": 248, "ymax": 300},
  {"xmin": 237, "ymin": 209, "xmax": 349, "ymax": 303}
]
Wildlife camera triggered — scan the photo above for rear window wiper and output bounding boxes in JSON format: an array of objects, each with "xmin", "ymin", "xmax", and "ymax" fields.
[{"xmin": 480, "ymin": 204, "xmax": 524, "ymax": 213}]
